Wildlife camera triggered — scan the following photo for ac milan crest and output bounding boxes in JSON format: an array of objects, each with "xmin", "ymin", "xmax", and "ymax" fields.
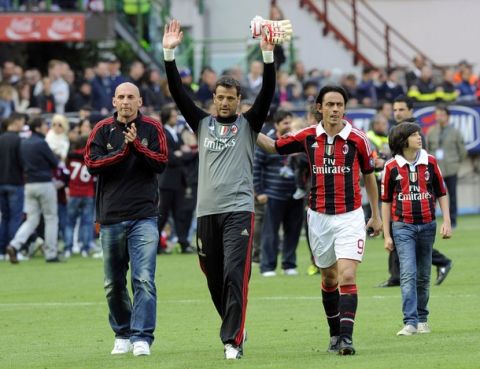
[
  {"xmin": 325, "ymin": 144, "xmax": 334, "ymax": 156},
  {"xmin": 424, "ymin": 170, "xmax": 430, "ymax": 181},
  {"xmin": 231, "ymin": 124, "xmax": 238, "ymax": 135},
  {"xmin": 409, "ymin": 171, "xmax": 418, "ymax": 182},
  {"xmin": 342, "ymin": 144, "xmax": 349, "ymax": 155}
]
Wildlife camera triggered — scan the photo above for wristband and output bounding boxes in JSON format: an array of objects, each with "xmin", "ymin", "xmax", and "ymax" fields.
[
  {"xmin": 163, "ymin": 48, "xmax": 175, "ymax": 61},
  {"xmin": 262, "ymin": 50, "xmax": 274, "ymax": 64}
]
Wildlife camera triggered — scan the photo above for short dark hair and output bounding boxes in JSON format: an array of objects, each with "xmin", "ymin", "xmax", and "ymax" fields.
[
  {"xmin": 393, "ymin": 95, "xmax": 414, "ymax": 110},
  {"xmin": 273, "ymin": 110, "xmax": 293, "ymax": 124},
  {"xmin": 388, "ymin": 122, "xmax": 422, "ymax": 156},
  {"xmin": 29, "ymin": 117, "xmax": 46, "ymax": 132},
  {"xmin": 435, "ymin": 103, "xmax": 450, "ymax": 116},
  {"xmin": 315, "ymin": 85, "xmax": 349, "ymax": 105},
  {"xmin": 215, "ymin": 76, "xmax": 241, "ymax": 96},
  {"xmin": 160, "ymin": 103, "xmax": 177, "ymax": 124}
]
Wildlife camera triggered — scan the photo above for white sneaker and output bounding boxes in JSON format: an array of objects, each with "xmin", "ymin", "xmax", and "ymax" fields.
[
  {"xmin": 63, "ymin": 250, "xmax": 71, "ymax": 259},
  {"xmin": 397, "ymin": 324, "xmax": 417, "ymax": 336},
  {"xmin": 261, "ymin": 271, "xmax": 276, "ymax": 277},
  {"xmin": 133, "ymin": 341, "xmax": 150, "ymax": 356},
  {"xmin": 224, "ymin": 343, "xmax": 242, "ymax": 360},
  {"xmin": 81, "ymin": 250, "xmax": 89, "ymax": 258},
  {"xmin": 283, "ymin": 268, "xmax": 299, "ymax": 276},
  {"xmin": 293, "ymin": 188, "xmax": 306, "ymax": 200},
  {"xmin": 417, "ymin": 322, "xmax": 431, "ymax": 334},
  {"xmin": 111, "ymin": 338, "xmax": 132, "ymax": 354}
]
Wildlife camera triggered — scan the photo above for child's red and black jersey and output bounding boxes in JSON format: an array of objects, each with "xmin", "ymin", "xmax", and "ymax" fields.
[
  {"xmin": 276, "ymin": 121, "xmax": 374, "ymax": 215},
  {"xmin": 67, "ymin": 145, "xmax": 95, "ymax": 198},
  {"xmin": 381, "ymin": 149, "xmax": 447, "ymax": 224}
]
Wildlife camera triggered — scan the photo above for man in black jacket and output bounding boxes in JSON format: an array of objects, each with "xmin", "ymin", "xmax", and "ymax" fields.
[
  {"xmin": 6, "ymin": 117, "xmax": 60, "ymax": 263},
  {"xmin": 0, "ymin": 113, "xmax": 25, "ymax": 260},
  {"xmin": 84, "ymin": 82, "xmax": 168, "ymax": 357}
]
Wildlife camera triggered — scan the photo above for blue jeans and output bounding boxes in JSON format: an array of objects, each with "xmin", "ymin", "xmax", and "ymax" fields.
[
  {"xmin": 0, "ymin": 184, "xmax": 24, "ymax": 254},
  {"xmin": 64, "ymin": 196, "xmax": 95, "ymax": 252},
  {"xmin": 393, "ymin": 221, "xmax": 436, "ymax": 326},
  {"xmin": 100, "ymin": 217, "xmax": 159, "ymax": 345}
]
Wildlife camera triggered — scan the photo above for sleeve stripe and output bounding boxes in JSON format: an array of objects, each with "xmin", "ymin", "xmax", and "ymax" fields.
[
  {"xmin": 84, "ymin": 117, "xmax": 128, "ymax": 168},
  {"xmin": 136, "ymin": 117, "xmax": 168, "ymax": 162}
]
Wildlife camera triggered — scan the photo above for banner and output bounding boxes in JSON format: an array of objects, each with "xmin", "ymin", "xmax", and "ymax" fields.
[
  {"xmin": 345, "ymin": 105, "xmax": 480, "ymax": 153},
  {"xmin": 0, "ymin": 13, "xmax": 85, "ymax": 42}
]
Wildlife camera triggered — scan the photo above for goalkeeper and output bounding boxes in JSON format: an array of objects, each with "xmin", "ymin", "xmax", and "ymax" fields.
[{"xmin": 163, "ymin": 19, "xmax": 278, "ymax": 360}]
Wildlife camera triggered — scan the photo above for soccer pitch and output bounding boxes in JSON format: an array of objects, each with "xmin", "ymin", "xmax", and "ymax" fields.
[{"xmin": 1, "ymin": 216, "xmax": 479, "ymax": 369}]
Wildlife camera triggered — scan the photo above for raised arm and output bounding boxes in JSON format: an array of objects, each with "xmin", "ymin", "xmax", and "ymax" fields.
[
  {"xmin": 256, "ymin": 132, "xmax": 277, "ymax": 153},
  {"xmin": 243, "ymin": 39, "xmax": 276, "ymax": 133},
  {"xmin": 163, "ymin": 20, "xmax": 208, "ymax": 132}
]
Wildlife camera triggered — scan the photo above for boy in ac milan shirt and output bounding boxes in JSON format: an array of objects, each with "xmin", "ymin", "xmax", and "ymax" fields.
[{"xmin": 381, "ymin": 122, "xmax": 451, "ymax": 336}]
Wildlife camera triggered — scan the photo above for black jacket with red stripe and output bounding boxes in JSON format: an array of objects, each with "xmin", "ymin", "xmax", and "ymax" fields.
[{"xmin": 84, "ymin": 113, "xmax": 168, "ymax": 224}]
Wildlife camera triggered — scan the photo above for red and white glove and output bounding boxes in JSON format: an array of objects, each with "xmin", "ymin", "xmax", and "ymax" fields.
[{"xmin": 250, "ymin": 15, "xmax": 293, "ymax": 44}]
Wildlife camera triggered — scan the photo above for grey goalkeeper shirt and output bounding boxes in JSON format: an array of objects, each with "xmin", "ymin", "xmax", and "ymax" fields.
[{"xmin": 164, "ymin": 59, "xmax": 276, "ymax": 217}]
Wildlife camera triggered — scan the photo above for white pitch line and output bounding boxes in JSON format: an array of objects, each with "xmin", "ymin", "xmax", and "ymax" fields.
[{"xmin": 0, "ymin": 294, "xmax": 475, "ymax": 308}]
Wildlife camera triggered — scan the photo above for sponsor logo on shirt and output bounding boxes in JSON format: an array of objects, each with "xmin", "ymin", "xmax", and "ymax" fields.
[{"xmin": 312, "ymin": 157, "xmax": 351, "ymax": 174}]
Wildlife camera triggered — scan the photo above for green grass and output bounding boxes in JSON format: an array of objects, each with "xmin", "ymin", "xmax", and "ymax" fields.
[{"xmin": 1, "ymin": 215, "xmax": 479, "ymax": 369}]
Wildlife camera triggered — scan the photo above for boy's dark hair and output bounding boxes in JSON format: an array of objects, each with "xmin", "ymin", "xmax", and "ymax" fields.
[
  {"xmin": 389, "ymin": 122, "xmax": 422, "ymax": 156},
  {"xmin": 315, "ymin": 85, "xmax": 349, "ymax": 106},
  {"xmin": 273, "ymin": 110, "xmax": 293, "ymax": 124},
  {"xmin": 393, "ymin": 95, "xmax": 414, "ymax": 110},
  {"xmin": 215, "ymin": 76, "xmax": 241, "ymax": 96},
  {"xmin": 29, "ymin": 117, "xmax": 45, "ymax": 132}
]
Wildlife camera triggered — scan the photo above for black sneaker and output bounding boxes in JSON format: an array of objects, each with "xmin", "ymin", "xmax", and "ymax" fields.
[
  {"xmin": 327, "ymin": 336, "xmax": 340, "ymax": 353},
  {"xmin": 6, "ymin": 245, "xmax": 18, "ymax": 264},
  {"xmin": 46, "ymin": 256, "xmax": 63, "ymax": 263},
  {"xmin": 338, "ymin": 337, "xmax": 356, "ymax": 355},
  {"xmin": 435, "ymin": 261, "xmax": 452, "ymax": 285},
  {"xmin": 377, "ymin": 279, "xmax": 400, "ymax": 288}
]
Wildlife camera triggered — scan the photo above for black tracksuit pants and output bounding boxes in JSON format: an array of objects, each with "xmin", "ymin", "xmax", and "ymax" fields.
[{"xmin": 197, "ymin": 211, "xmax": 254, "ymax": 346}]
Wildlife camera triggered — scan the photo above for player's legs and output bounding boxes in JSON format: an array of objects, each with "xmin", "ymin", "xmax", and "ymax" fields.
[
  {"xmin": 220, "ymin": 211, "xmax": 254, "ymax": 347},
  {"xmin": 197, "ymin": 214, "xmax": 224, "ymax": 316},
  {"xmin": 100, "ymin": 221, "xmax": 132, "ymax": 339},
  {"xmin": 416, "ymin": 221, "xmax": 435, "ymax": 323}
]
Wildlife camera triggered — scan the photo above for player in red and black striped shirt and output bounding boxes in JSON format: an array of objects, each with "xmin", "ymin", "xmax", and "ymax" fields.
[
  {"xmin": 381, "ymin": 122, "xmax": 451, "ymax": 336},
  {"xmin": 257, "ymin": 85, "xmax": 382, "ymax": 355}
]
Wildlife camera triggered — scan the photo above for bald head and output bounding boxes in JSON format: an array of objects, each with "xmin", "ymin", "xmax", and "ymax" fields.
[{"xmin": 113, "ymin": 82, "xmax": 143, "ymax": 123}]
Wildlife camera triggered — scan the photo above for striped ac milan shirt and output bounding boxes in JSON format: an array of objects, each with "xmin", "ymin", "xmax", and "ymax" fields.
[
  {"xmin": 276, "ymin": 121, "xmax": 374, "ymax": 215},
  {"xmin": 381, "ymin": 149, "xmax": 447, "ymax": 224}
]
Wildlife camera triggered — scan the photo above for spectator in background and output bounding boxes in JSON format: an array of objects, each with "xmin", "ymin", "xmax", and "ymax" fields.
[
  {"xmin": 407, "ymin": 65, "xmax": 437, "ymax": 102},
  {"xmin": 143, "ymin": 69, "xmax": 165, "ymax": 112},
  {"xmin": 245, "ymin": 60, "xmax": 264, "ymax": 98},
  {"xmin": 127, "ymin": 60, "xmax": 146, "ymax": 89},
  {"xmin": 91, "ymin": 60, "xmax": 112, "ymax": 114},
  {"xmin": 69, "ymin": 81, "xmax": 92, "ymax": 112},
  {"xmin": 36, "ymin": 77, "xmax": 56, "ymax": 113},
  {"xmin": 48, "ymin": 60, "xmax": 69, "ymax": 114},
  {"xmin": 0, "ymin": 113, "xmax": 25, "ymax": 260},
  {"xmin": 83, "ymin": 67, "xmax": 96, "ymax": 83},
  {"xmin": 453, "ymin": 60, "xmax": 477, "ymax": 86},
  {"xmin": 405, "ymin": 54, "xmax": 426, "ymax": 88},
  {"xmin": 455, "ymin": 65, "xmax": 477, "ymax": 102},
  {"xmin": 303, "ymin": 80, "xmax": 319, "ymax": 104},
  {"xmin": 1, "ymin": 61, "xmax": 19, "ymax": 86},
  {"xmin": 376, "ymin": 101, "xmax": 395, "ymax": 128},
  {"xmin": 195, "ymin": 66, "xmax": 217, "ymax": 105},
  {"xmin": 0, "ymin": 84, "xmax": 14, "ymax": 119},
  {"xmin": 427, "ymin": 105, "xmax": 467, "ymax": 229},
  {"xmin": 272, "ymin": 70, "xmax": 298, "ymax": 110},
  {"xmin": 6, "ymin": 117, "xmax": 60, "ymax": 264},
  {"xmin": 179, "ymin": 67, "xmax": 197, "ymax": 100},
  {"xmin": 356, "ymin": 66, "xmax": 378, "ymax": 107},
  {"xmin": 341, "ymin": 73, "xmax": 359, "ymax": 107},
  {"xmin": 157, "ymin": 104, "xmax": 196, "ymax": 254},
  {"xmin": 253, "ymin": 110, "xmax": 304, "ymax": 277},
  {"xmin": 378, "ymin": 68, "xmax": 405, "ymax": 102},
  {"xmin": 107, "ymin": 55, "xmax": 126, "ymax": 93},
  {"xmin": 24, "ymin": 68, "xmax": 43, "ymax": 108},
  {"xmin": 437, "ymin": 68, "xmax": 458, "ymax": 102},
  {"xmin": 46, "ymin": 113, "xmax": 70, "ymax": 162},
  {"xmin": 288, "ymin": 61, "xmax": 306, "ymax": 90}
]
